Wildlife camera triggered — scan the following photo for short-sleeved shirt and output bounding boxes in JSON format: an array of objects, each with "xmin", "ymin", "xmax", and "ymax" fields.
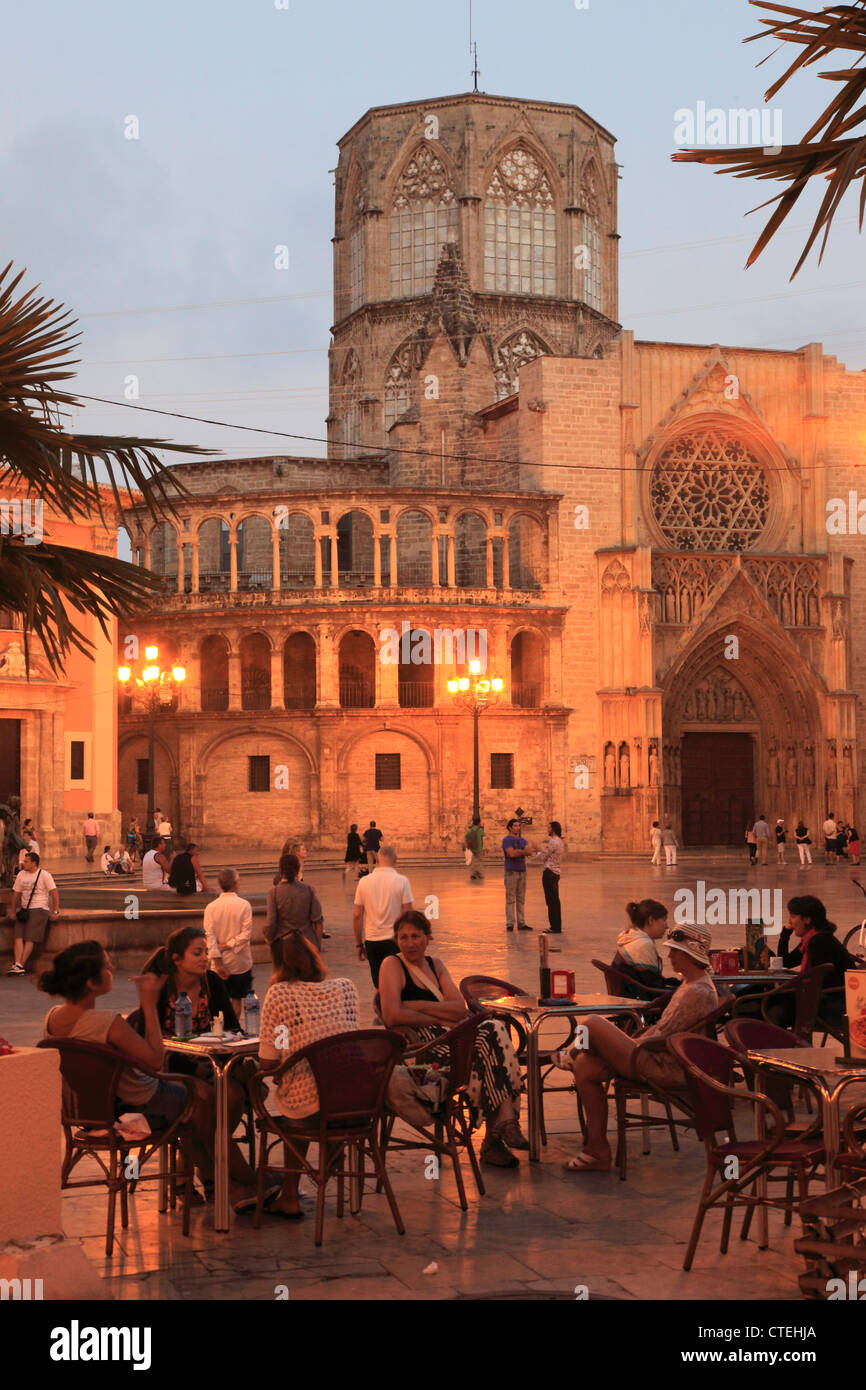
[
  {"xmin": 753, "ymin": 820, "xmax": 770, "ymax": 839},
  {"xmin": 353, "ymin": 866, "xmax": 412, "ymax": 941},
  {"xmin": 823, "ymin": 819, "xmax": 837, "ymax": 840},
  {"xmin": 502, "ymin": 834, "xmax": 528, "ymax": 872},
  {"xmin": 363, "ymin": 827, "xmax": 383, "ymax": 852},
  {"xmin": 13, "ymin": 868, "xmax": 56, "ymax": 913},
  {"xmin": 259, "ymin": 979, "xmax": 360, "ymax": 1117},
  {"xmin": 265, "ymin": 880, "xmax": 324, "ymax": 950}
]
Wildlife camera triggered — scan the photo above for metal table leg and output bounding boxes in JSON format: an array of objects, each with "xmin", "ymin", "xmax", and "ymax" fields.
[
  {"xmin": 754, "ymin": 1072, "xmax": 769, "ymax": 1249},
  {"xmin": 820, "ymin": 1084, "xmax": 841, "ymax": 1190},
  {"xmin": 212, "ymin": 1056, "xmax": 231, "ymax": 1232},
  {"xmin": 527, "ymin": 1022, "xmax": 542, "ymax": 1162}
]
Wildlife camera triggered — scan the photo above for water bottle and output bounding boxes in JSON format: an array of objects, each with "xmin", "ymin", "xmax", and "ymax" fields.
[
  {"xmin": 242, "ymin": 990, "xmax": 260, "ymax": 1036},
  {"xmin": 173, "ymin": 990, "xmax": 192, "ymax": 1038}
]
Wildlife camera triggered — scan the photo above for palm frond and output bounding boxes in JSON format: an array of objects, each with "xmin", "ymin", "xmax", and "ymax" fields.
[{"xmin": 672, "ymin": 0, "xmax": 866, "ymax": 276}]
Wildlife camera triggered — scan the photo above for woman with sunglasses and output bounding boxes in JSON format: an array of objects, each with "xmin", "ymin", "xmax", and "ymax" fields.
[{"xmin": 554, "ymin": 923, "xmax": 718, "ymax": 1173}]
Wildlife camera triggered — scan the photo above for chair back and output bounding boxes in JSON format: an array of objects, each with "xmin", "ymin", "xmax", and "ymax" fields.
[
  {"xmin": 723, "ymin": 1018, "xmax": 801, "ymax": 1055},
  {"xmin": 280, "ymin": 1029, "xmax": 404, "ymax": 1125},
  {"xmin": 459, "ymin": 975, "xmax": 524, "ymax": 1011},
  {"xmin": 591, "ymin": 958, "xmax": 671, "ymax": 1003},
  {"xmin": 792, "ymin": 964, "xmax": 834, "ymax": 1041},
  {"xmin": 666, "ymin": 1034, "xmax": 737, "ymax": 1142},
  {"xmin": 37, "ymin": 1037, "xmax": 148, "ymax": 1128},
  {"xmin": 697, "ymin": 989, "xmax": 734, "ymax": 1039}
]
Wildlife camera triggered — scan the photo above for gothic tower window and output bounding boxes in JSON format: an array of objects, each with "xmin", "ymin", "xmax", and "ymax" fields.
[
  {"xmin": 341, "ymin": 350, "xmax": 362, "ymax": 451},
  {"xmin": 650, "ymin": 429, "xmax": 771, "ymax": 552},
  {"xmin": 580, "ymin": 162, "xmax": 602, "ymax": 312},
  {"xmin": 390, "ymin": 146, "xmax": 458, "ymax": 298},
  {"xmin": 384, "ymin": 343, "xmax": 414, "ymax": 433},
  {"xmin": 494, "ymin": 329, "xmax": 549, "ymax": 399},
  {"xmin": 484, "ymin": 146, "xmax": 556, "ymax": 295}
]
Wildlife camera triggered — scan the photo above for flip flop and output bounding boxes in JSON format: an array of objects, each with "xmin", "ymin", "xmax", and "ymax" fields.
[{"xmin": 563, "ymin": 1153, "xmax": 611, "ymax": 1173}]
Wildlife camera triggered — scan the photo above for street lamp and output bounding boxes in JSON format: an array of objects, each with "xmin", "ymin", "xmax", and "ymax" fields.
[
  {"xmin": 117, "ymin": 645, "xmax": 186, "ymax": 841},
  {"xmin": 447, "ymin": 658, "xmax": 504, "ymax": 822}
]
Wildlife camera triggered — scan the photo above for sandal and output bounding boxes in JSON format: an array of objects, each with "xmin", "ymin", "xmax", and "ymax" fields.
[{"xmin": 563, "ymin": 1152, "xmax": 611, "ymax": 1173}]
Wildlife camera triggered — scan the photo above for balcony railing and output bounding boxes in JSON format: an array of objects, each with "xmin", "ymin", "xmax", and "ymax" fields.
[
  {"xmin": 238, "ymin": 570, "xmax": 274, "ymax": 591},
  {"xmin": 340, "ymin": 677, "xmax": 375, "ymax": 709},
  {"xmin": 199, "ymin": 570, "xmax": 231, "ymax": 592},
  {"xmin": 398, "ymin": 680, "xmax": 435, "ymax": 709},
  {"xmin": 201, "ymin": 687, "xmax": 229, "ymax": 711},
  {"xmin": 512, "ymin": 683, "xmax": 541, "ymax": 708}
]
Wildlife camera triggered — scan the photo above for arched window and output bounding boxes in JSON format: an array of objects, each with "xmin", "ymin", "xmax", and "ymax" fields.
[
  {"xmin": 580, "ymin": 162, "xmax": 602, "ymax": 311},
  {"xmin": 494, "ymin": 330, "xmax": 549, "ymax": 400},
  {"xmin": 510, "ymin": 631, "xmax": 545, "ymax": 707},
  {"xmin": 283, "ymin": 633, "xmax": 316, "ymax": 710},
  {"xmin": 390, "ymin": 145, "xmax": 458, "ymax": 298},
  {"xmin": 650, "ymin": 429, "xmax": 771, "ymax": 553},
  {"xmin": 149, "ymin": 522, "xmax": 177, "ymax": 580},
  {"xmin": 198, "ymin": 519, "xmax": 231, "ymax": 592},
  {"xmin": 236, "ymin": 516, "xmax": 273, "ymax": 590},
  {"xmin": 341, "ymin": 350, "xmax": 362, "ymax": 452},
  {"xmin": 396, "ymin": 511, "xmax": 433, "ymax": 587},
  {"xmin": 398, "ymin": 629, "xmax": 435, "ymax": 708},
  {"xmin": 455, "ymin": 513, "xmax": 487, "ymax": 587},
  {"xmin": 484, "ymin": 146, "xmax": 556, "ymax": 295},
  {"xmin": 200, "ymin": 635, "xmax": 229, "ymax": 712},
  {"xmin": 240, "ymin": 633, "xmax": 271, "ymax": 711},
  {"xmin": 384, "ymin": 342, "xmax": 414, "ymax": 434},
  {"xmin": 337, "ymin": 511, "xmax": 375, "ymax": 586},
  {"xmin": 278, "ymin": 512, "xmax": 316, "ymax": 589},
  {"xmin": 508, "ymin": 515, "xmax": 547, "ymax": 591},
  {"xmin": 339, "ymin": 630, "xmax": 376, "ymax": 708}
]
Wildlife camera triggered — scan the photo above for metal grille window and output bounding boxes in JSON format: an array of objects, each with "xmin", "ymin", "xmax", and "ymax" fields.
[
  {"xmin": 70, "ymin": 741, "xmax": 85, "ymax": 782},
  {"xmin": 136, "ymin": 758, "xmax": 149, "ymax": 796},
  {"xmin": 248, "ymin": 755, "xmax": 271, "ymax": 793},
  {"xmin": 375, "ymin": 753, "xmax": 401, "ymax": 790},
  {"xmin": 490, "ymin": 753, "xmax": 514, "ymax": 789}
]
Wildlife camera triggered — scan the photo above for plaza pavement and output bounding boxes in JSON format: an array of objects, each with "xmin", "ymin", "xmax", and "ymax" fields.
[{"xmin": 3, "ymin": 854, "xmax": 864, "ymax": 1301}]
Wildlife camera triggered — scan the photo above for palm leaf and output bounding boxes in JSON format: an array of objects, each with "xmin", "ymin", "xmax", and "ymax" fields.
[{"xmin": 672, "ymin": 1, "xmax": 866, "ymax": 276}]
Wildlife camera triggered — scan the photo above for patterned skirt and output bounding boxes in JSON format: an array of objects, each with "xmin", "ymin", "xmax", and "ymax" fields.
[{"xmin": 401, "ymin": 1018, "xmax": 523, "ymax": 1126}]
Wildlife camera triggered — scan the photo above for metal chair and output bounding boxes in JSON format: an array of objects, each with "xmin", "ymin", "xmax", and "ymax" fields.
[
  {"xmin": 459, "ymin": 973, "xmax": 581, "ymax": 1145},
  {"xmin": 249, "ymin": 1028, "xmax": 405, "ymax": 1247},
  {"xmin": 37, "ymin": 1037, "xmax": 197, "ymax": 1256},
  {"xmin": 667, "ymin": 1032, "xmax": 825, "ymax": 1271},
  {"xmin": 590, "ymin": 958, "xmax": 675, "ymax": 1024}
]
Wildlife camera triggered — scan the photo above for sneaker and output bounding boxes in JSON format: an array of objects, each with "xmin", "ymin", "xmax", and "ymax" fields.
[
  {"xmin": 517, "ymin": 924, "xmax": 533, "ymax": 932},
  {"xmin": 6, "ymin": 963, "xmax": 24, "ymax": 975},
  {"xmin": 481, "ymin": 1134, "xmax": 519, "ymax": 1168}
]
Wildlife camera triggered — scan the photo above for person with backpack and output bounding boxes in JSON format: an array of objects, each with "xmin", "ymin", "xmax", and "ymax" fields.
[{"xmin": 464, "ymin": 814, "xmax": 484, "ymax": 881}]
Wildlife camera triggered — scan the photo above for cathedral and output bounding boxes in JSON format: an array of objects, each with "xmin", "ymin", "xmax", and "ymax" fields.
[{"xmin": 117, "ymin": 91, "xmax": 865, "ymax": 854}]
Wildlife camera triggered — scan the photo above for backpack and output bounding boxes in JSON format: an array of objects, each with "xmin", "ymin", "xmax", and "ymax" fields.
[{"xmin": 464, "ymin": 826, "xmax": 480, "ymax": 851}]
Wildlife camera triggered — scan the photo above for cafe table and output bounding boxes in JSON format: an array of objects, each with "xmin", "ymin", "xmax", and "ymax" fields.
[
  {"xmin": 164, "ymin": 1033, "xmax": 260, "ymax": 1232},
  {"xmin": 486, "ymin": 994, "xmax": 648, "ymax": 1161},
  {"xmin": 712, "ymin": 970, "xmax": 796, "ymax": 986}
]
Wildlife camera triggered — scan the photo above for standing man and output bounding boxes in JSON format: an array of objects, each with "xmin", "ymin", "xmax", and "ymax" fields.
[
  {"xmin": 753, "ymin": 813, "xmax": 771, "ymax": 866},
  {"xmin": 363, "ymin": 821, "xmax": 383, "ymax": 869},
  {"xmin": 502, "ymin": 817, "xmax": 532, "ymax": 932},
  {"xmin": 662, "ymin": 821, "xmax": 679, "ymax": 867},
  {"xmin": 649, "ymin": 820, "xmax": 663, "ymax": 866},
  {"xmin": 6, "ymin": 850, "xmax": 59, "ymax": 975},
  {"xmin": 353, "ymin": 845, "xmax": 412, "ymax": 984},
  {"xmin": 82, "ymin": 811, "xmax": 100, "ymax": 864},
  {"xmin": 465, "ymin": 813, "xmax": 485, "ymax": 882},
  {"xmin": 204, "ymin": 868, "xmax": 254, "ymax": 1011},
  {"xmin": 775, "ymin": 819, "xmax": 787, "ymax": 865},
  {"xmin": 157, "ymin": 813, "xmax": 174, "ymax": 856},
  {"xmin": 536, "ymin": 820, "xmax": 564, "ymax": 935},
  {"xmin": 823, "ymin": 811, "xmax": 838, "ymax": 866}
]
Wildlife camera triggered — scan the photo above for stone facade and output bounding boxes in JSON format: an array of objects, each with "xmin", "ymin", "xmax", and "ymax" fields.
[{"xmin": 118, "ymin": 93, "xmax": 864, "ymax": 853}]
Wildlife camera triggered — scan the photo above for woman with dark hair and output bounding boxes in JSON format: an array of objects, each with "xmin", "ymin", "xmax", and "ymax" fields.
[
  {"xmin": 775, "ymin": 896, "xmax": 858, "ymax": 1001},
  {"xmin": 343, "ymin": 823, "xmax": 364, "ymax": 883},
  {"xmin": 612, "ymin": 899, "xmax": 677, "ymax": 997},
  {"xmin": 536, "ymin": 820, "xmax": 564, "ymax": 935},
  {"xmin": 847, "ymin": 825, "xmax": 861, "ymax": 867},
  {"xmin": 379, "ymin": 909, "xmax": 526, "ymax": 1169},
  {"xmin": 168, "ymin": 842, "xmax": 209, "ymax": 895},
  {"xmin": 257, "ymin": 934, "xmax": 359, "ymax": 1218},
  {"xmin": 265, "ymin": 853, "xmax": 324, "ymax": 949}
]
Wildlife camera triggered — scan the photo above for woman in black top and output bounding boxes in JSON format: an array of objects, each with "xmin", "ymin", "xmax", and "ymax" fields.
[
  {"xmin": 378, "ymin": 909, "xmax": 526, "ymax": 1168},
  {"xmin": 774, "ymin": 895, "xmax": 859, "ymax": 1025},
  {"xmin": 168, "ymin": 842, "xmax": 209, "ymax": 895},
  {"xmin": 343, "ymin": 823, "xmax": 364, "ymax": 881}
]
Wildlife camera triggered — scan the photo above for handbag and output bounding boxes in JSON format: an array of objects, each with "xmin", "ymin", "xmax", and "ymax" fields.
[
  {"xmin": 386, "ymin": 1064, "xmax": 449, "ymax": 1126},
  {"xmin": 464, "ymin": 847, "xmax": 473, "ymax": 866},
  {"xmin": 15, "ymin": 869, "xmax": 42, "ymax": 924}
]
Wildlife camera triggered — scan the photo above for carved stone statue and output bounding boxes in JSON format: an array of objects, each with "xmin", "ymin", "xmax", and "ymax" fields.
[
  {"xmin": 785, "ymin": 748, "xmax": 798, "ymax": 788},
  {"xmin": 768, "ymin": 745, "xmax": 780, "ymax": 787},
  {"xmin": 604, "ymin": 744, "xmax": 616, "ymax": 788},
  {"xmin": 695, "ymin": 687, "xmax": 706, "ymax": 719},
  {"xmin": 619, "ymin": 743, "xmax": 630, "ymax": 789},
  {"xmin": 827, "ymin": 740, "xmax": 838, "ymax": 788},
  {"xmin": 0, "ymin": 641, "xmax": 29, "ymax": 679},
  {"xmin": 804, "ymin": 744, "xmax": 815, "ymax": 787},
  {"xmin": 843, "ymin": 744, "xmax": 854, "ymax": 787},
  {"xmin": 705, "ymin": 684, "xmax": 717, "ymax": 720},
  {"xmin": 649, "ymin": 744, "xmax": 659, "ymax": 787}
]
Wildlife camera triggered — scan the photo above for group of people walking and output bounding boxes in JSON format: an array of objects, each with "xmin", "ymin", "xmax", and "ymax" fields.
[{"xmin": 745, "ymin": 813, "xmax": 860, "ymax": 867}]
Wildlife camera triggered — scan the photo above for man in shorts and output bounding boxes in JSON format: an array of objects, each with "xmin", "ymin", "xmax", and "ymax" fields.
[
  {"xmin": 8, "ymin": 850, "xmax": 59, "ymax": 975},
  {"xmin": 823, "ymin": 812, "xmax": 838, "ymax": 866}
]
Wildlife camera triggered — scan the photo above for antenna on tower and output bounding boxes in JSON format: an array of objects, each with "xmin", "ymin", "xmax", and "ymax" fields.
[{"xmin": 468, "ymin": 1, "xmax": 480, "ymax": 92}]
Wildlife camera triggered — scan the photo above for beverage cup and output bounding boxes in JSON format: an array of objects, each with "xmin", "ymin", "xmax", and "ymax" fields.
[{"xmin": 769, "ymin": 956, "xmax": 785, "ymax": 972}]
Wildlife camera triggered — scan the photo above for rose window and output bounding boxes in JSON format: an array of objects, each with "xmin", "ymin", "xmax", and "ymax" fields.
[{"xmin": 650, "ymin": 430, "xmax": 770, "ymax": 552}]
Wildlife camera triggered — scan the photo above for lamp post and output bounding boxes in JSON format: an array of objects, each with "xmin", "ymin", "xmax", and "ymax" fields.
[
  {"xmin": 447, "ymin": 659, "xmax": 504, "ymax": 822},
  {"xmin": 117, "ymin": 645, "xmax": 186, "ymax": 841}
]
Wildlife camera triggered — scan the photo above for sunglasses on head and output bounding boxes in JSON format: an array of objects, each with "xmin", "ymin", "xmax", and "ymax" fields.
[{"xmin": 665, "ymin": 929, "xmax": 695, "ymax": 944}]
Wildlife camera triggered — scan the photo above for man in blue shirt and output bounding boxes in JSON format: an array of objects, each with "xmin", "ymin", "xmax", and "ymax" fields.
[{"xmin": 502, "ymin": 818, "xmax": 532, "ymax": 932}]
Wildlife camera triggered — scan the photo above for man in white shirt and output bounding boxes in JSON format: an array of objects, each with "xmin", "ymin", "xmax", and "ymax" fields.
[
  {"xmin": 18, "ymin": 832, "xmax": 40, "ymax": 868},
  {"xmin": 823, "ymin": 812, "xmax": 838, "ymax": 865},
  {"xmin": 204, "ymin": 868, "xmax": 254, "ymax": 1005},
  {"xmin": 8, "ymin": 851, "xmax": 59, "ymax": 975},
  {"xmin": 353, "ymin": 845, "xmax": 413, "ymax": 985}
]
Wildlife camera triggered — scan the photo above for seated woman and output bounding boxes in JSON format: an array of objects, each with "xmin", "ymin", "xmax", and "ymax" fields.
[
  {"xmin": 773, "ymin": 895, "xmax": 859, "ymax": 1026},
  {"xmin": 555, "ymin": 923, "xmax": 718, "ymax": 1173},
  {"xmin": 613, "ymin": 899, "xmax": 678, "ymax": 997},
  {"xmin": 379, "ymin": 909, "xmax": 527, "ymax": 1169},
  {"xmin": 265, "ymin": 853, "xmax": 323, "ymax": 950},
  {"xmin": 257, "ymin": 933, "xmax": 360, "ymax": 1219},
  {"xmin": 40, "ymin": 941, "xmax": 249, "ymax": 1200},
  {"xmin": 100, "ymin": 845, "xmax": 116, "ymax": 876},
  {"xmin": 137, "ymin": 924, "xmax": 262, "ymax": 1210}
]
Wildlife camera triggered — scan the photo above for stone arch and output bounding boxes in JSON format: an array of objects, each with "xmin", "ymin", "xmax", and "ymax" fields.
[
  {"xmin": 148, "ymin": 520, "xmax": 178, "ymax": 579},
  {"xmin": 198, "ymin": 726, "xmax": 314, "ymax": 845},
  {"xmin": 386, "ymin": 140, "xmax": 459, "ymax": 299},
  {"xmin": 117, "ymin": 731, "xmax": 179, "ymax": 834},
  {"xmin": 494, "ymin": 328, "xmax": 552, "ymax": 400},
  {"xmin": 278, "ymin": 511, "xmax": 316, "ymax": 588},
  {"xmin": 198, "ymin": 723, "xmax": 318, "ymax": 777},
  {"xmin": 336, "ymin": 509, "xmax": 375, "ymax": 586},
  {"xmin": 508, "ymin": 513, "xmax": 547, "ymax": 590},
  {"xmin": 454, "ymin": 511, "xmax": 488, "ymax": 588},
  {"xmin": 384, "ymin": 339, "xmax": 416, "ymax": 434},
  {"xmin": 339, "ymin": 629, "xmax": 376, "ymax": 708},
  {"xmin": 510, "ymin": 628, "xmax": 545, "ymax": 708},
  {"xmin": 200, "ymin": 633, "xmax": 230, "ymax": 712},
  {"xmin": 283, "ymin": 631, "xmax": 317, "ymax": 710},
  {"xmin": 240, "ymin": 631, "xmax": 272, "ymax": 710},
  {"xmin": 396, "ymin": 509, "xmax": 434, "ymax": 586},
  {"xmin": 236, "ymin": 514, "xmax": 274, "ymax": 590},
  {"xmin": 482, "ymin": 140, "xmax": 560, "ymax": 297}
]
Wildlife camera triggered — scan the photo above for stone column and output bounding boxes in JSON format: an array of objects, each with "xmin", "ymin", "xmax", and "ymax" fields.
[
  {"xmin": 389, "ymin": 534, "xmax": 398, "ymax": 588},
  {"xmin": 432, "ymin": 532, "xmax": 441, "ymax": 586},
  {"xmin": 314, "ymin": 533, "xmax": 323, "ymax": 588},
  {"xmin": 446, "ymin": 534, "xmax": 455, "ymax": 587},
  {"xmin": 270, "ymin": 643, "xmax": 282, "ymax": 710},
  {"xmin": 228, "ymin": 648, "xmax": 242, "ymax": 711},
  {"xmin": 176, "ymin": 543, "xmax": 186, "ymax": 595},
  {"xmin": 330, "ymin": 531, "xmax": 339, "ymax": 588},
  {"xmin": 378, "ymin": 624, "xmax": 399, "ymax": 706},
  {"xmin": 373, "ymin": 527, "xmax": 382, "ymax": 586},
  {"xmin": 486, "ymin": 537, "xmax": 494, "ymax": 589},
  {"xmin": 229, "ymin": 536, "xmax": 238, "ymax": 593},
  {"xmin": 317, "ymin": 624, "xmax": 339, "ymax": 708},
  {"xmin": 191, "ymin": 539, "xmax": 200, "ymax": 594},
  {"xmin": 502, "ymin": 534, "xmax": 510, "ymax": 589},
  {"xmin": 272, "ymin": 531, "xmax": 280, "ymax": 591}
]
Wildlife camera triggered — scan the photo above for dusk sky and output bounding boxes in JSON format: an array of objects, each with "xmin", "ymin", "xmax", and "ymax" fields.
[{"xmin": 4, "ymin": 0, "xmax": 865, "ymax": 464}]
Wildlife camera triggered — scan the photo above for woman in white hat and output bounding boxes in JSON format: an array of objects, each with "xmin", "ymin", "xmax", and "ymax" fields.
[{"xmin": 555, "ymin": 923, "xmax": 718, "ymax": 1173}]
